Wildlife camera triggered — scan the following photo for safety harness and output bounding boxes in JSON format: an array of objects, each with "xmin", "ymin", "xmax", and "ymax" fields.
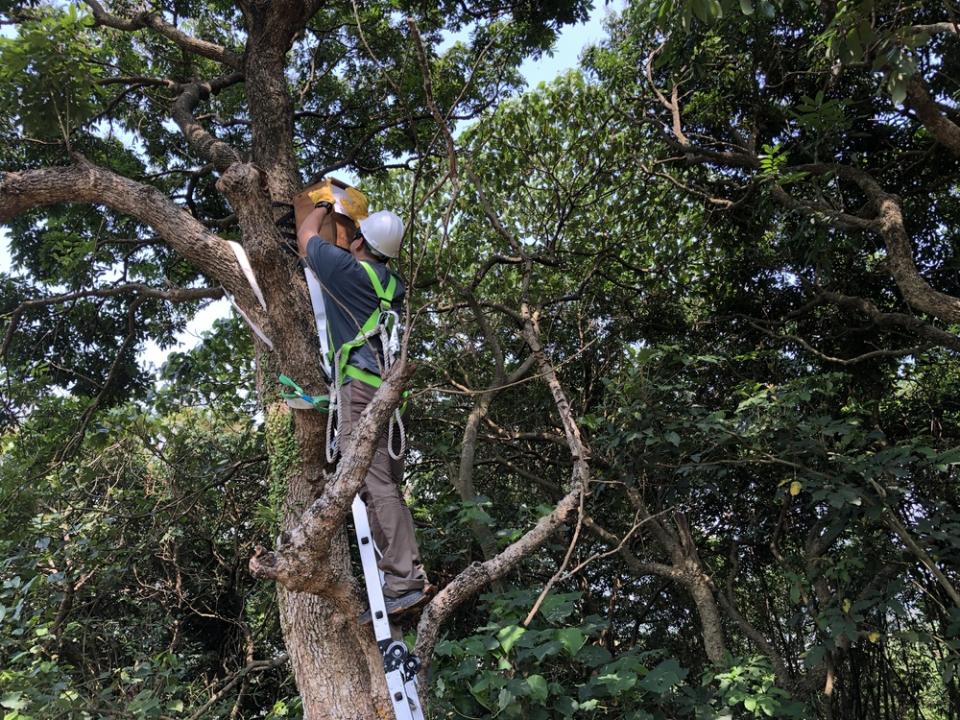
[{"xmin": 325, "ymin": 260, "xmax": 406, "ymax": 465}]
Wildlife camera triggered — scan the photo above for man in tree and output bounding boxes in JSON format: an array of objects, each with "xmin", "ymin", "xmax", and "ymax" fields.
[{"xmin": 296, "ymin": 194, "xmax": 429, "ymax": 621}]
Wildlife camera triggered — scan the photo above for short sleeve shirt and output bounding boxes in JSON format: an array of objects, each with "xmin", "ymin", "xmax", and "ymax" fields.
[{"xmin": 305, "ymin": 237, "xmax": 405, "ymax": 378}]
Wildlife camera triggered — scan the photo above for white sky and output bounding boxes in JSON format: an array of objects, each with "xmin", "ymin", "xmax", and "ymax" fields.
[{"xmin": 1, "ymin": 2, "xmax": 617, "ymax": 370}]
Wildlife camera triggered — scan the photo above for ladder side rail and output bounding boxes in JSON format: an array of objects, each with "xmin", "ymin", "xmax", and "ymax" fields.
[{"xmin": 352, "ymin": 495, "xmax": 393, "ymax": 642}]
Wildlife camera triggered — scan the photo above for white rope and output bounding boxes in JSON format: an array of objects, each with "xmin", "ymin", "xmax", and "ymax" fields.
[
  {"xmin": 379, "ymin": 315, "xmax": 406, "ymax": 461},
  {"xmin": 325, "ymin": 346, "xmax": 342, "ymax": 464}
]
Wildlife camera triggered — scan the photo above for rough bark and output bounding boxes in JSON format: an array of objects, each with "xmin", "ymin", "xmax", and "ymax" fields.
[
  {"xmin": 83, "ymin": 0, "xmax": 243, "ymax": 69},
  {"xmin": 171, "ymin": 74, "xmax": 245, "ymax": 173},
  {"xmin": 619, "ymin": 489, "xmax": 730, "ymax": 664},
  {"xmin": 687, "ymin": 572, "xmax": 728, "ymax": 664},
  {"xmin": 249, "ymin": 361, "xmax": 415, "ymax": 592},
  {"xmin": 456, "ymin": 395, "xmax": 504, "ymax": 561},
  {"xmin": 583, "ymin": 514, "xmax": 732, "ymax": 664}
]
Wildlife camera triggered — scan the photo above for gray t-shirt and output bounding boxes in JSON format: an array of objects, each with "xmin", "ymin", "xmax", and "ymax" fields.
[{"xmin": 306, "ymin": 237, "xmax": 405, "ymax": 378}]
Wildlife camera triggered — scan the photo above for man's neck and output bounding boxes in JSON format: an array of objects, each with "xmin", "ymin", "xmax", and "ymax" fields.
[{"xmin": 352, "ymin": 248, "xmax": 385, "ymax": 264}]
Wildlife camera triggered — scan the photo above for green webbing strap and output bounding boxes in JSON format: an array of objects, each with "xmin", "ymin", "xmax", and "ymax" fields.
[
  {"xmin": 344, "ymin": 364, "xmax": 383, "ymax": 388},
  {"xmin": 342, "ymin": 366, "xmax": 410, "ymax": 412},
  {"xmin": 278, "ymin": 374, "xmax": 329, "ymax": 412},
  {"xmin": 358, "ymin": 261, "xmax": 397, "ymax": 311},
  {"xmin": 336, "ymin": 262, "xmax": 398, "ymax": 387}
]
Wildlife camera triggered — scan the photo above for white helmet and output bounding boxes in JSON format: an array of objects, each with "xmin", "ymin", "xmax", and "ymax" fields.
[{"xmin": 358, "ymin": 210, "xmax": 404, "ymax": 259}]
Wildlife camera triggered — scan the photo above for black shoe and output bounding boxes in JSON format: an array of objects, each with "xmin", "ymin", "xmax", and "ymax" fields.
[{"xmin": 359, "ymin": 589, "xmax": 428, "ymax": 625}]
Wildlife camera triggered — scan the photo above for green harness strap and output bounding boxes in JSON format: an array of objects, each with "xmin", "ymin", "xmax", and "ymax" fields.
[
  {"xmin": 336, "ymin": 261, "xmax": 397, "ymax": 389},
  {"xmin": 279, "ymin": 261, "xmax": 399, "ymax": 414},
  {"xmin": 278, "ymin": 374, "xmax": 329, "ymax": 411}
]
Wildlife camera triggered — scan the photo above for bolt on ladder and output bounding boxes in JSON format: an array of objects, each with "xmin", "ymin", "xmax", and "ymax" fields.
[{"xmin": 351, "ymin": 495, "xmax": 425, "ymax": 720}]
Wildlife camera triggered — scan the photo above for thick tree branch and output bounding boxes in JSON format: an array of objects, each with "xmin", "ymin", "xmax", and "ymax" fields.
[
  {"xmin": 904, "ymin": 75, "xmax": 960, "ymax": 157},
  {"xmin": 83, "ymin": 0, "xmax": 242, "ymax": 69},
  {"xmin": 910, "ymin": 22, "xmax": 960, "ymax": 37},
  {"xmin": 663, "ymin": 138, "xmax": 960, "ymax": 324},
  {"xmin": 717, "ymin": 547, "xmax": 794, "ymax": 688},
  {"xmin": 769, "ymin": 183, "xmax": 878, "ymax": 232},
  {"xmin": 779, "ymin": 163, "xmax": 960, "ymax": 323},
  {"xmin": 818, "ymin": 290, "xmax": 960, "ymax": 352},
  {"xmin": 646, "ymin": 43, "xmax": 688, "ymax": 146},
  {"xmin": 171, "ymin": 74, "xmax": 245, "ymax": 172},
  {"xmin": 0, "ymin": 159, "xmax": 259, "ymax": 315}
]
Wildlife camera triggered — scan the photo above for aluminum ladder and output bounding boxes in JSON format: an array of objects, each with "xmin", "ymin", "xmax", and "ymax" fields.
[{"xmin": 351, "ymin": 495, "xmax": 425, "ymax": 720}]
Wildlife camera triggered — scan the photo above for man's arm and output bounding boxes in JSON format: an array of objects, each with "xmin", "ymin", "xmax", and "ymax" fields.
[{"xmin": 297, "ymin": 204, "xmax": 333, "ymax": 257}]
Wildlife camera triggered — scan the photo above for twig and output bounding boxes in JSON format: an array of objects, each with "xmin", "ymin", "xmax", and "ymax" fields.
[
  {"xmin": 523, "ymin": 479, "xmax": 586, "ymax": 626},
  {"xmin": 186, "ymin": 654, "xmax": 289, "ymax": 720}
]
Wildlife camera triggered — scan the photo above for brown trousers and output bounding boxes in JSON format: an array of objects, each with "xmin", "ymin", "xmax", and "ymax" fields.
[{"xmin": 340, "ymin": 380, "xmax": 426, "ymax": 597}]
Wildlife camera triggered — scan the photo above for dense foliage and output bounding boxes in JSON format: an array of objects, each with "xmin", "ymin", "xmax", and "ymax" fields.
[{"xmin": 2, "ymin": 0, "xmax": 959, "ymax": 718}]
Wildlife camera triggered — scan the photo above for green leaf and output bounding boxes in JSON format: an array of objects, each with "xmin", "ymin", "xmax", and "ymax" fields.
[
  {"xmin": 889, "ymin": 79, "xmax": 907, "ymax": 106},
  {"xmin": 935, "ymin": 447, "xmax": 960, "ymax": 469},
  {"xmin": 804, "ymin": 645, "xmax": 827, "ymax": 669},
  {"xmin": 596, "ymin": 670, "xmax": 638, "ymax": 694},
  {"xmin": 555, "ymin": 628, "xmax": 586, "ymax": 657},
  {"xmin": 538, "ymin": 592, "xmax": 580, "ymax": 622},
  {"xmin": 739, "ymin": 0, "xmax": 754, "ymax": 14},
  {"xmin": 498, "ymin": 624, "xmax": 526, "ymax": 653},
  {"xmin": 0, "ymin": 693, "xmax": 27, "ymax": 711},
  {"xmin": 576, "ymin": 644, "xmax": 613, "ymax": 668},
  {"xmin": 638, "ymin": 658, "xmax": 687, "ymax": 694},
  {"xmin": 527, "ymin": 674, "xmax": 548, "ymax": 703}
]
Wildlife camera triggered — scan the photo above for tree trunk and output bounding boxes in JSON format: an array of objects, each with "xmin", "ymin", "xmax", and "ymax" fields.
[
  {"xmin": 277, "ymin": 433, "xmax": 391, "ymax": 719},
  {"xmin": 455, "ymin": 398, "xmax": 503, "ymax": 563},
  {"xmin": 686, "ymin": 574, "xmax": 728, "ymax": 665}
]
